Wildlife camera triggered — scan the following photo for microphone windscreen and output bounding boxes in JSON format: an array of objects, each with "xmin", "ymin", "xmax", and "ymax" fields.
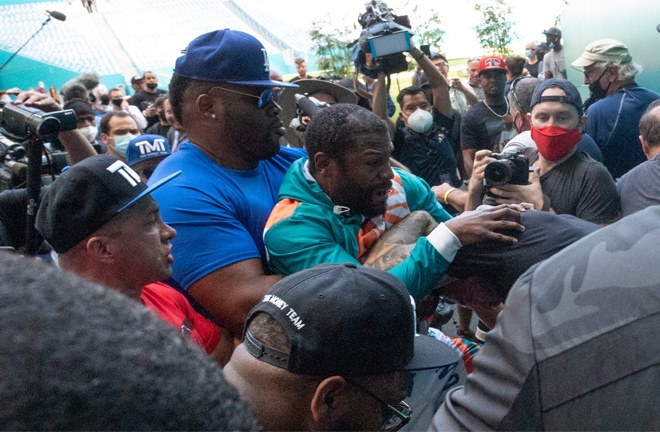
[{"xmin": 47, "ymin": 10, "xmax": 67, "ymax": 21}]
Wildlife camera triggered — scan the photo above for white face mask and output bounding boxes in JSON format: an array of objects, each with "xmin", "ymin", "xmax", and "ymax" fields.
[
  {"xmin": 78, "ymin": 125, "xmax": 98, "ymax": 143},
  {"xmin": 111, "ymin": 133, "xmax": 139, "ymax": 157},
  {"xmin": 406, "ymin": 108, "xmax": 434, "ymax": 133}
]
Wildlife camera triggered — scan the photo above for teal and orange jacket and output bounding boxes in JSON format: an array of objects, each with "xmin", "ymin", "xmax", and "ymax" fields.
[{"xmin": 264, "ymin": 158, "xmax": 457, "ymax": 300}]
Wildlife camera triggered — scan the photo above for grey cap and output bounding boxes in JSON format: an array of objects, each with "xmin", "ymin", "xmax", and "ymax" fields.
[{"xmin": 571, "ymin": 39, "xmax": 632, "ymax": 68}]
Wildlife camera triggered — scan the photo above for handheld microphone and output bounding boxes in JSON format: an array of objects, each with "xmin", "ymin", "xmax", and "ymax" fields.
[
  {"xmin": 46, "ymin": 10, "xmax": 67, "ymax": 21},
  {"xmin": 294, "ymin": 94, "xmax": 327, "ymax": 119}
]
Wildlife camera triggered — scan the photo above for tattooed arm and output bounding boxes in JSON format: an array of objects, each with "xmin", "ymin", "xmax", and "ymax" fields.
[{"xmin": 363, "ymin": 211, "xmax": 438, "ymax": 271}]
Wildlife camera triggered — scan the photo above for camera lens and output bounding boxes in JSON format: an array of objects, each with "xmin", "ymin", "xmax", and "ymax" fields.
[
  {"xmin": 35, "ymin": 117, "xmax": 61, "ymax": 140},
  {"xmin": 484, "ymin": 160, "xmax": 515, "ymax": 186}
]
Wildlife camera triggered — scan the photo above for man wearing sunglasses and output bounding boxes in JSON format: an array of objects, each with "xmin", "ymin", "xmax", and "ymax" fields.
[
  {"xmin": 224, "ymin": 264, "xmax": 465, "ymax": 431},
  {"xmin": 148, "ymin": 29, "xmax": 304, "ymax": 340}
]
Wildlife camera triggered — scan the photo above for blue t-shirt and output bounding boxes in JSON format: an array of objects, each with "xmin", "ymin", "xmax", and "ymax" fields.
[
  {"xmin": 576, "ymin": 133, "xmax": 603, "ymax": 163},
  {"xmin": 148, "ymin": 143, "xmax": 305, "ymax": 290},
  {"xmin": 585, "ymin": 85, "xmax": 660, "ymax": 179}
]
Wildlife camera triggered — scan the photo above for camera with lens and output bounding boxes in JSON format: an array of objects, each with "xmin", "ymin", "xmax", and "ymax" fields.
[
  {"xmin": 484, "ymin": 149, "xmax": 530, "ymax": 188},
  {"xmin": 0, "ymin": 101, "xmax": 75, "ymax": 190},
  {"xmin": 0, "ymin": 102, "xmax": 76, "ymax": 142},
  {"xmin": 352, "ymin": 0, "xmax": 413, "ymax": 78}
]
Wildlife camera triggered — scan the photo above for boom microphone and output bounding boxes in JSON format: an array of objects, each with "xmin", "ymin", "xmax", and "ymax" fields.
[{"xmin": 46, "ymin": 10, "xmax": 67, "ymax": 21}]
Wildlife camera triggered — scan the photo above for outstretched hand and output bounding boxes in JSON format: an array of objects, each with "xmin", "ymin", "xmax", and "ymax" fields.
[
  {"xmin": 12, "ymin": 90, "xmax": 63, "ymax": 113},
  {"xmin": 12, "ymin": 90, "xmax": 97, "ymax": 164},
  {"xmin": 444, "ymin": 204, "xmax": 525, "ymax": 246}
]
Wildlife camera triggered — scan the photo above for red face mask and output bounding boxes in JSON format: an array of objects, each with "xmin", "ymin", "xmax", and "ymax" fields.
[{"xmin": 531, "ymin": 126, "xmax": 582, "ymax": 161}]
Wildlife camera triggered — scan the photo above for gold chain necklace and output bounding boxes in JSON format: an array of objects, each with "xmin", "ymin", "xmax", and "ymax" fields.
[{"xmin": 483, "ymin": 98, "xmax": 509, "ymax": 118}]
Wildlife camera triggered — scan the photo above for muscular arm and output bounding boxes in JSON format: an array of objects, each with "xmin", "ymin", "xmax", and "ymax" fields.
[
  {"xmin": 465, "ymin": 150, "xmax": 495, "ymax": 211},
  {"xmin": 462, "ymin": 149, "xmax": 477, "ymax": 179},
  {"xmin": 373, "ymin": 71, "xmax": 397, "ymax": 138},
  {"xmin": 187, "ymin": 258, "xmax": 282, "ymax": 339},
  {"xmin": 410, "ymin": 47, "xmax": 453, "ymax": 118},
  {"xmin": 363, "ymin": 211, "xmax": 438, "ymax": 270},
  {"xmin": 432, "ymin": 183, "xmax": 467, "ymax": 213},
  {"xmin": 58, "ymin": 130, "xmax": 97, "ymax": 164},
  {"xmin": 265, "ymin": 206, "xmax": 455, "ymax": 300}
]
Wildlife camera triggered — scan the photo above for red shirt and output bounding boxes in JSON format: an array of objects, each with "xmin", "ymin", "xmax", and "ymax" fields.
[{"xmin": 140, "ymin": 282, "xmax": 221, "ymax": 354}]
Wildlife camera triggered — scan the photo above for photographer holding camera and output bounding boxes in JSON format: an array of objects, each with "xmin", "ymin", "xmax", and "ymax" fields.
[
  {"xmin": 468, "ymin": 79, "xmax": 620, "ymax": 225},
  {"xmin": 372, "ymin": 43, "xmax": 462, "ymax": 214},
  {"xmin": 0, "ymin": 90, "xmax": 97, "ymax": 252}
]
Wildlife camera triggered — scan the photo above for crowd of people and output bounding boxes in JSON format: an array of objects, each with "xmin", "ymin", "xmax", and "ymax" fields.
[{"xmin": 0, "ymin": 21, "xmax": 659, "ymax": 431}]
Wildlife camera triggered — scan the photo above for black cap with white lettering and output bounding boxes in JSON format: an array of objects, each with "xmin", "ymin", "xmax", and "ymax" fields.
[
  {"xmin": 244, "ymin": 263, "xmax": 445, "ymax": 376},
  {"xmin": 36, "ymin": 154, "xmax": 180, "ymax": 254}
]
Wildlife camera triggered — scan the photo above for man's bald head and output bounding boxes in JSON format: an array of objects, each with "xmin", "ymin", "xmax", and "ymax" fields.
[{"xmin": 639, "ymin": 100, "xmax": 660, "ymax": 148}]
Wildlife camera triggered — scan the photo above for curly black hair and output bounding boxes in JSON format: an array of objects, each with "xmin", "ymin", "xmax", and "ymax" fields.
[{"xmin": 304, "ymin": 104, "xmax": 388, "ymax": 173}]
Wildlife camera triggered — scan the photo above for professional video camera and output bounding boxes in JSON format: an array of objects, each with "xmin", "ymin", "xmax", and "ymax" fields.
[
  {"xmin": 0, "ymin": 100, "xmax": 75, "ymax": 255},
  {"xmin": 352, "ymin": 0, "xmax": 413, "ymax": 78},
  {"xmin": 0, "ymin": 101, "xmax": 74, "ymax": 190},
  {"xmin": 483, "ymin": 149, "xmax": 530, "ymax": 188},
  {"xmin": 0, "ymin": 101, "xmax": 76, "ymax": 142}
]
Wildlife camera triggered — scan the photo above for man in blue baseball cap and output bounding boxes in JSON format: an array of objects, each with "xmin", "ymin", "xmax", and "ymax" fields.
[
  {"xmin": 126, "ymin": 134, "xmax": 171, "ymax": 182},
  {"xmin": 148, "ymin": 29, "xmax": 305, "ymax": 339}
]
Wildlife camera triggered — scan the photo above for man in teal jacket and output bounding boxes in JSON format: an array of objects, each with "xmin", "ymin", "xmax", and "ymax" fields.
[{"xmin": 264, "ymin": 104, "xmax": 524, "ymax": 301}]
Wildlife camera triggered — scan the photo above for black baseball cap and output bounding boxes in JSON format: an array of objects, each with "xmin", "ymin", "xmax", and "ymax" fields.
[
  {"xmin": 36, "ymin": 154, "xmax": 180, "ymax": 253},
  {"xmin": 543, "ymin": 26, "xmax": 562, "ymax": 37},
  {"xmin": 530, "ymin": 78, "xmax": 584, "ymax": 117},
  {"xmin": 244, "ymin": 263, "xmax": 447, "ymax": 377},
  {"xmin": 63, "ymin": 99, "xmax": 94, "ymax": 119}
]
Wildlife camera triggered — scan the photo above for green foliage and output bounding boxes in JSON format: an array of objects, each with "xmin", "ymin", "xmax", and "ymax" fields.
[
  {"xmin": 473, "ymin": 0, "xmax": 517, "ymax": 57},
  {"xmin": 404, "ymin": 1, "xmax": 445, "ymax": 54},
  {"xmin": 309, "ymin": 1, "xmax": 447, "ymax": 77},
  {"xmin": 309, "ymin": 14, "xmax": 357, "ymax": 77},
  {"xmin": 555, "ymin": 0, "xmax": 569, "ymax": 26}
]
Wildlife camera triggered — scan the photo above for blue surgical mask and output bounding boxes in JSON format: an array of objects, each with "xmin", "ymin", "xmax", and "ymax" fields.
[
  {"xmin": 548, "ymin": 41, "xmax": 555, "ymax": 49},
  {"xmin": 112, "ymin": 133, "xmax": 139, "ymax": 157},
  {"xmin": 407, "ymin": 109, "xmax": 434, "ymax": 133},
  {"xmin": 525, "ymin": 50, "xmax": 533, "ymax": 59}
]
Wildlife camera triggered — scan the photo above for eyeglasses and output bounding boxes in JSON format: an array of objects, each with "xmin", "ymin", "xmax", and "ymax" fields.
[
  {"xmin": 583, "ymin": 65, "xmax": 607, "ymax": 82},
  {"xmin": 344, "ymin": 378, "xmax": 411, "ymax": 432},
  {"xmin": 510, "ymin": 76, "xmax": 523, "ymax": 108},
  {"xmin": 209, "ymin": 86, "xmax": 280, "ymax": 109}
]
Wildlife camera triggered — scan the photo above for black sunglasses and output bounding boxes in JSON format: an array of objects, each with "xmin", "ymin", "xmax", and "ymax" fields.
[
  {"xmin": 209, "ymin": 86, "xmax": 280, "ymax": 109},
  {"xmin": 344, "ymin": 378, "xmax": 412, "ymax": 432}
]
